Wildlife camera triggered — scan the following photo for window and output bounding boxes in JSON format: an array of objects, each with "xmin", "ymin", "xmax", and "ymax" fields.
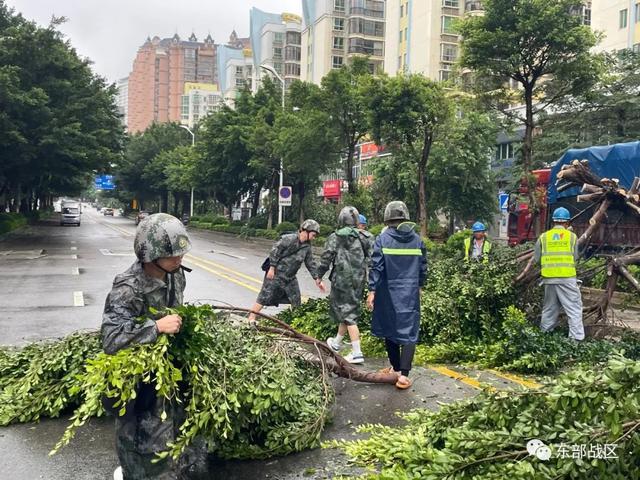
[
  {"xmin": 274, "ymin": 62, "xmax": 283, "ymax": 75},
  {"xmin": 184, "ymin": 49, "xmax": 196, "ymax": 59},
  {"xmin": 273, "ymin": 47, "xmax": 283, "ymax": 59},
  {"xmin": 349, "ymin": 18, "xmax": 385, "ymax": 36},
  {"xmin": 348, "ymin": 37, "xmax": 383, "ymax": 56},
  {"xmin": 285, "ymin": 63, "xmax": 301, "ymax": 76},
  {"xmin": 286, "ymin": 31, "xmax": 301, "ymax": 45},
  {"xmin": 400, "ymin": 4, "xmax": 404, "ymax": 17},
  {"xmin": 495, "ymin": 143, "xmax": 515, "ymax": 161},
  {"xmin": 235, "ymin": 78, "xmax": 245, "ymax": 87},
  {"xmin": 235, "ymin": 66, "xmax": 243, "ymax": 75},
  {"xmin": 333, "ymin": 36, "xmax": 344, "ymax": 49},
  {"xmin": 442, "ymin": 16, "xmax": 456, "ymax": 34},
  {"xmin": 399, "ymin": 30, "xmax": 403, "ymax": 43},
  {"xmin": 334, "ymin": 18, "xmax": 345, "ymax": 30},
  {"xmin": 332, "ymin": 55, "xmax": 344, "ymax": 68},
  {"xmin": 443, "ymin": 0, "xmax": 459, "ymax": 7},
  {"xmin": 335, "ymin": 0, "xmax": 345, "ymax": 12},
  {"xmin": 636, "ymin": 3, "xmax": 640, "ymax": 23},
  {"xmin": 285, "ymin": 45, "xmax": 301, "ymax": 61},
  {"xmin": 633, "ymin": 43, "xmax": 640, "ymax": 53},
  {"xmin": 398, "ymin": 55, "xmax": 402, "ymax": 69},
  {"xmin": 620, "ymin": 9, "xmax": 628, "ymax": 29},
  {"xmin": 441, "ymin": 43, "xmax": 458, "ymax": 62},
  {"xmin": 274, "ymin": 32, "xmax": 284, "ymax": 44},
  {"xmin": 404, "ymin": 28, "xmax": 408, "ymax": 40}
]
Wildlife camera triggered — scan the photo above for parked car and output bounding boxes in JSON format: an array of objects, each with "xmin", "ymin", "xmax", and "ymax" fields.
[
  {"xmin": 103, "ymin": 208, "xmax": 114, "ymax": 216},
  {"xmin": 135, "ymin": 211, "xmax": 150, "ymax": 225}
]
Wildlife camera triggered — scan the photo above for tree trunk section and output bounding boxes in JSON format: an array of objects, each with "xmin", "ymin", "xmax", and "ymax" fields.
[{"xmin": 418, "ymin": 131, "xmax": 433, "ymax": 238}]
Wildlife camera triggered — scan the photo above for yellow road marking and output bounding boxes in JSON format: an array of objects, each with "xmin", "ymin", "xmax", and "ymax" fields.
[
  {"xmin": 184, "ymin": 257, "xmax": 261, "ymax": 294},
  {"xmin": 185, "ymin": 254, "xmax": 263, "ymax": 285},
  {"xmin": 429, "ymin": 365, "xmax": 495, "ymax": 391},
  {"xmin": 101, "ymin": 221, "xmax": 133, "ymax": 237},
  {"xmin": 487, "ymin": 369, "xmax": 542, "ymax": 389}
]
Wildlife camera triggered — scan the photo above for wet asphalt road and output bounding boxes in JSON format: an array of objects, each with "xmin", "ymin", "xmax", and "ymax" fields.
[{"xmin": 0, "ymin": 210, "xmax": 501, "ymax": 479}]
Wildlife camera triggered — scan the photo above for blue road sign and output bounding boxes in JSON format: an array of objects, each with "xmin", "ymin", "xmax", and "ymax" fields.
[
  {"xmin": 499, "ymin": 193, "xmax": 509, "ymax": 211},
  {"xmin": 95, "ymin": 175, "xmax": 115, "ymax": 190}
]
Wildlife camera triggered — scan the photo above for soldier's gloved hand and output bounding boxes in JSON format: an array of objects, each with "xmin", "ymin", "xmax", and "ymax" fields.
[
  {"xmin": 266, "ymin": 266, "xmax": 276, "ymax": 280},
  {"xmin": 156, "ymin": 314, "xmax": 182, "ymax": 334}
]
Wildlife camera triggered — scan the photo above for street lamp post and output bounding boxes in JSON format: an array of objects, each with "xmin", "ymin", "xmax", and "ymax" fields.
[
  {"xmin": 260, "ymin": 63, "xmax": 285, "ymax": 225},
  {"xmin": 179, "ymin": 125, "xmax": 195, "ymax": 218}
]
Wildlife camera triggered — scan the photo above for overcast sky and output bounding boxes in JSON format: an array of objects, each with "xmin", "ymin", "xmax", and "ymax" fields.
[{"xmin": 6, "ymin": 0, "xmax": 303, "ymax": 83}]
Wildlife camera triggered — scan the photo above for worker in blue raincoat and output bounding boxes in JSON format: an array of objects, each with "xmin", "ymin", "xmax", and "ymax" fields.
[{"xmin": 366, "ymin": 201, "xmax": 427, "ymax": 390}]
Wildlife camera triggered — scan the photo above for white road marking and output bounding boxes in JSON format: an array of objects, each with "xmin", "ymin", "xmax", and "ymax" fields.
[
  {"xmin": 100, "ymin": 248, "xmax": 135, "ymax": 256},
  {"xmin": 210, "ymin": 250, "xmax": 247, "ymax": 260},
  {"xmin": 70, "ymin": 246, "xmax": 77, "ymax": 251},
  {"xmin": 73, "ymin": 291, "xmax": 85, "ymax": 307},
  {"xmin": 70, "ymin": 241, "xmax": 76, "ymax": 244},
  {"xmin": 71, "ymin": 267, "xmax": 80, "ymax": 275}
]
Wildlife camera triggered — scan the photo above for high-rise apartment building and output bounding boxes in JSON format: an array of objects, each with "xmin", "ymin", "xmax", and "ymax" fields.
[
  {"xmin": 250, "ymin": 9, "xmax": 303, "ymax": 89},
  {"xmin": 384, "ymin": 0, "xmax": 483, "ymax": 81},
  {"xmin": 592, "ymin": 0, "xmax": 640, "ymax": 52},
  {"xmin": 115, "ymin": 77, "xmax": 129, "ymax": 129},
  {"xmin": 301, "ymin": 0, "xmax": 386, "ymax": 84},
  {"xmin": 127, "ymin": 33, "xmax": 217, "ymax": 133},
  {"xmin": 217, "ymin": 44, "xmax": 255, "ymax": 102}
]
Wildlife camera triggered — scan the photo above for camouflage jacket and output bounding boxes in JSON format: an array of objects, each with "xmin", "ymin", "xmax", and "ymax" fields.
[
  {"xmin": 102, "ymin": 261, "xmax": 185, "ymax": 355},
  {"xmin": 317, "ymin": 227, "xmax": 371, "ymax": 288},
  {"xmin": 269, "ymin": 233, "xmax": 318, "ymax": 281}
]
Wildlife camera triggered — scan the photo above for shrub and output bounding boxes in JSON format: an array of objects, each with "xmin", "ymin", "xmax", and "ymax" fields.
[
  {"xmin": 276, "ymin": 221, "xmax": 297, "ymax": 234},
  {"xmin": 319, "ymin": 224, "xmax": 333, "ymax": 237},
  {"xmin": 0, "ymin": 213, "xmax": 27, "ymax": 234},
  {"xmin": 247, "ymin": 214, "xmax": 268, "ymax": 229}
]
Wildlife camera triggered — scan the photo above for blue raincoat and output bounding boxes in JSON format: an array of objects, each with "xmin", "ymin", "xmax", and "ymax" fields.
[{"xmin": 368, "ymin": 223, "xmax": 427, "ymax": 344}]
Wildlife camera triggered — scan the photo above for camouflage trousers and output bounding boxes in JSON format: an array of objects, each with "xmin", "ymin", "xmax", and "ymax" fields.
[
  {"xmin": 256, "ymin": 276, "xmax": 301, "ymax": 307},
  {"xmin": 114, "ymin": 392, "xmax": 207, "ymax": 479}
]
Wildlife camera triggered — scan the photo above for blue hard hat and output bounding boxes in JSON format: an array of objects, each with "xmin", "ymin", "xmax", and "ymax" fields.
[
  {"xmin": 358, "ymin": 214, "xmax": 368, "ymax": 225},
  {"xmin": 471, "ymin": 221, "xmax": 486, "ymax": 232},
  {"xmin": 552, "ymin": 207, "xmax": 571, "ymax": 221}
]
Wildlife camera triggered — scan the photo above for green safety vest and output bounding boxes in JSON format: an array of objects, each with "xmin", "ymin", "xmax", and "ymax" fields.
[
  {"xmin": 464, "ymin": 237, "xmax": 492, "ymax": 263},
  {"xmin": 540, "ymin": 227, "xmax": 577, "ymax": 278}
]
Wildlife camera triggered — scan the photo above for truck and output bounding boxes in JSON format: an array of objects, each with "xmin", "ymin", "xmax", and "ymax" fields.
[
  {"xmin": 60, "ymin": 199, "xmax": 82, "ymax": 227},
  {"xmin": 508, "ymin": 141, "xmax": 640, "ymax": 251}
]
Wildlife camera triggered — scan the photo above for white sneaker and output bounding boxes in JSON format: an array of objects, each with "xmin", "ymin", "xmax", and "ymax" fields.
[
  {"xmin": 113, "ymin": 466, "xmax": 123, "ymax": 480},
  {"xmin": 344, "ymin": 352, "xmax": 365, "ymax": 364},
  {"xmin": 326, "ymin": 337, "xmax": 343, "ymax": 352}
]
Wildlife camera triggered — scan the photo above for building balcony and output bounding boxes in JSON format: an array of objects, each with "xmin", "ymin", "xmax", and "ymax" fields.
[
  {"xmin": 348, "ymin": 46, "xmax": 383, "ymax": 57},
  {"xmin": 349, "ymin": 7, "xmax": 384, "ymax": 18}
]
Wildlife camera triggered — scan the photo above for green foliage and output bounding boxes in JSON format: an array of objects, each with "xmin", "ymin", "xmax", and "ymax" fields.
[
  {"xmin": 330, "ymin": 354, "xmax": 640, "ymax": 479},
  {"xmin": 458, "ymin": 0, "xmax": 603, "ymax": 173},
  {"xmin": 0, "ymin": 5, "xmax": 124, "ymax": 209},
  {"xmin": 0, "ymin": 332, "xmax": 101, "ymax": 425},
  {"xmin": 366, "ymin": 74, "xmax": 454, "ymax": 236},
  {"xmin": 0, "ymin": 212, "xmax": 27, "ymax": 234},
  {"xmin": 276, "ymin": 221, "xmax": 297, "ymax": 234},
  {"xmin": 36, "ymin": 305, "xmax": 333, "ymax": 460},
  {"xmin": 340, "ymin": 186, "xmax": 374, "ymax": 220}
]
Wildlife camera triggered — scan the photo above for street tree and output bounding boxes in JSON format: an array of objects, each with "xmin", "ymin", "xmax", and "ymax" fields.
[
  {"xmin": 0, "ymin": 3, "xmax": 123, "ymax": 211},
  {"xmin": 367, "ymin": 74, "xmax": 453, "ymax": 237},
  {"xmin": 320, "ymin": 57, "xmax": 371, "ymax": 194},
  {"xmin": 275, "ymin": 81, "xmax": 340, "ymax": 223},
  {"xmin": 458, "ymin": 0, "xmax": 602, "ymax": 195},
  {"xmin": 160, "ymin": 145, "xmax": 198, "ymax": 215},
  {"xmin": 116, "ymin": 122, "xmax": 189, "ymax": 211},
  {"xmin": 429, "ymin": 108, "xmax": 498, "ymax": 234}
]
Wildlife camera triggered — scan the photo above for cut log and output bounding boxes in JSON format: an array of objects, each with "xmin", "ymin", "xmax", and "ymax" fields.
[
  {"xmin": 616, "ymin": 265, "xmax": 640, "ymax": 294},
  {"xmin": 577, "ymin": 193, "xmax": 605, "ymax": 203},
  {"xmin": 581, "ymin": 183, "xmax": 603, "ymax": 194}
]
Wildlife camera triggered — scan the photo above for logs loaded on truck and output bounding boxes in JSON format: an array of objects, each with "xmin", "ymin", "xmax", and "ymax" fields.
[
  {"xmin": 508, "ymin": 141, "xmax": 640, "ymax": 325},
  {"xmin": 508, "ymin": 141, "xmax": 640, "ymax": 250}
]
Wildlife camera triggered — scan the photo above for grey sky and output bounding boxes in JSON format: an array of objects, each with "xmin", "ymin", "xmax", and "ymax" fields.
[{"xmin": 6, "ymin": 0, "xmax": 302, "ymax": 83}]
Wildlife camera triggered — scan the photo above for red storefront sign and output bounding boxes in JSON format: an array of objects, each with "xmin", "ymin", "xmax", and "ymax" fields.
[{"xmin": 323, "ymin": 179, "xmax": 341, "ymax": 198}]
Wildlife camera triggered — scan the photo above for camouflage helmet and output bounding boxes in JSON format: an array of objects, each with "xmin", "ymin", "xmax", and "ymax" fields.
[
  {"xmin": 134, "ymin": 213, "xmax": 192, "ymax": 263},
  {"xmin": 300, "ymin": 219, "xmax": 320, "ymax": 234},
  {"xmin": 338, "ymin": 206, "xmax": 359, "ymax": 227},
  {"xmin": 384, "ymin": 201, "xmax": 410, "ymax": 222}
]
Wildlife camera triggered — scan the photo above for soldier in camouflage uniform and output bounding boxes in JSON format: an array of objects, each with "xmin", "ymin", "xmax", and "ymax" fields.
[
  {"xmin": 248, "ymin": 219, "xmax": 325, "ymax": 321},
  {"xmin": 320, "ymin": 207, "xmax": 373, "ymax": 364},
  {"xmin": 102, "ymin": 213, "xmax": 207, "ymax": 480}
]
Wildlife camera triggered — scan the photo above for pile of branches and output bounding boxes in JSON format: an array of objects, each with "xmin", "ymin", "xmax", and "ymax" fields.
[
  {"xmin": 0, "ymin": 305, "xmax": 396, "ymax": 461},
  {"xmin": 330, "ymin": 354, "xmax": 640, "ymax": 479}
]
